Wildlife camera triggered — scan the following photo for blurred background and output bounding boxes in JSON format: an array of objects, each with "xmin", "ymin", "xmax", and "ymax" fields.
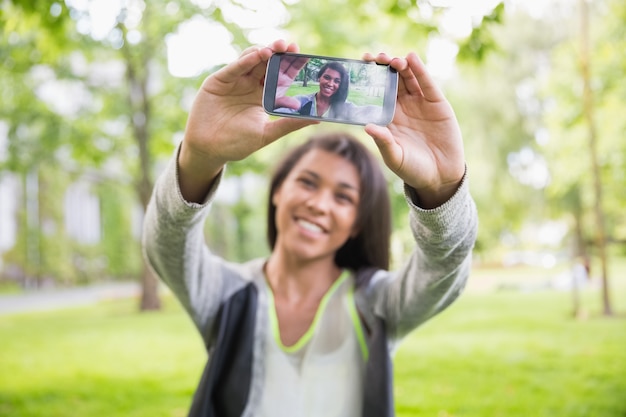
[{"xmin": 1, "ymin": 0, "xmax": 625, "ymax": 416}]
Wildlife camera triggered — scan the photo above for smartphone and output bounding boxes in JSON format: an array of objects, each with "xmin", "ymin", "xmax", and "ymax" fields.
[{"xmin": 263, "ymin": 52, "xmax": 398, "ymax": 126}]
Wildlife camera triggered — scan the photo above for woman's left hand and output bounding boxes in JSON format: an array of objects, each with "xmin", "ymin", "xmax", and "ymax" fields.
[
  {"xmin": 274, "ymin": 54, "xmax": 310, "ymax": 110},
  {"xmin": 363, "ymin": 52, "xmax": 466, "ymax": 209}
]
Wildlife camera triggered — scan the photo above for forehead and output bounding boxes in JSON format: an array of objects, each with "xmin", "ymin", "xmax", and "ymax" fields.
[
  {"xmin": 291, "ymin": 149, "xmax": 360, "ymax": 188},
  {"xmin": 321, "ymin": 68, "xmax": 341, "ymax": 78}
]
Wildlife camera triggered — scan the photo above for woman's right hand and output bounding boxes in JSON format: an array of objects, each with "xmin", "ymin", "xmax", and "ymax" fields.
[{"xmin": 178, "ymin": 40, "xmax": 315, "ymax": 202}]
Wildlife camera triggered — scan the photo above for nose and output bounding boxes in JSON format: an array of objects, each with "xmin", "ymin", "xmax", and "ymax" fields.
[{"xmin": 306, "ymin": 189, "xmax": 332, "ymax": 213}]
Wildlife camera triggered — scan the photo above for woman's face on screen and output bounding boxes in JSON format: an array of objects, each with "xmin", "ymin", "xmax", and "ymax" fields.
[{"xmin": 318, "ymin": 68, "xmax": 341, "ymax": 99}]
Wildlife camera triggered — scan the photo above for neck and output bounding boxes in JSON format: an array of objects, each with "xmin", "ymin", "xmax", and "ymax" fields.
[
  {"xmin": 315, "ymin": 93, "xmax": 333, "ymax": 116},
  {"xmin": 264, "ymin": 252, "xmax": 342, "ymax": 304},
  {"xmin": 315, "ymin": 93, "xmax": 332, "ymax": 106}
]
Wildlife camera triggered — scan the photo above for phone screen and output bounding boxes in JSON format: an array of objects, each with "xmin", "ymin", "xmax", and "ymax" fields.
[{"xmin": 263, "ymin": 53, "xmax": 398, "ymax": 126}]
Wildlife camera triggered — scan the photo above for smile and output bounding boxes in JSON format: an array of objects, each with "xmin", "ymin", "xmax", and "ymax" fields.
[{"xmin": 297, "ymin": 218, "xmax": 325, "ymax": 234}]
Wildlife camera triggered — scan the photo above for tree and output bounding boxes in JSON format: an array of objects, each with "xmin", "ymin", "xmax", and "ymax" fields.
[
  {"xmin": 0, "ymin": 1, "xmax": 107, "ymax": 287},
  {"xmin": 543, "ymin": 0, "xmax": 625, "ymax": 316},
  {"xmin": 1, "ymin": 1, "xmax": 253, "ymax": 309},
  {"xmin": 436, "ymin": 7, "xmax": 563, "ymax": 261},
  {"xmin": 1, "ymin": 0, "xmax": 513, "ymax": 306},
  {"xmin": 578, "ymin": 0, "xmax": 611, "ymax": 315}
]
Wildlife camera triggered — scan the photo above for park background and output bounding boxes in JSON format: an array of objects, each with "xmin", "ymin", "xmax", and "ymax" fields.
[
  {"xmin": 1, "ymin": 0, "xmax": 625, "ymax": 416},
  {"xmin": 283, "ymin": 57, "xmax": 388, "ymax": 107}
]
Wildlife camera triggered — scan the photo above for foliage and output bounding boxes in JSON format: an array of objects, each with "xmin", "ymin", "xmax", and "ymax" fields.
[
  {"xmin": 447, "ymin": 10, "xmax": 559, "ymax": 256},
  {"xmin": 456, "ymin": 2, "xmax": 505, "ymax": 63},
  {"xmin": 2, "ymin": 0, "xmax": 624, "ymax": 290},
  {"xmin": 0, "ymin": 0, "xmax": 509, "ymax": 287},
  {"xmin": 1, "ymin": 264, "xmax": 625, "ymax": 416},
  {"xmin": 541, "ymin": 0, "xmax": 626, "ymax": 247},
  {"xmin": 98, "ymin": 182, "xmax": 143, "ymax": 279},
  {"xmin": 3, "ymin": 167, "xmax": 77, "ymax": 286}
]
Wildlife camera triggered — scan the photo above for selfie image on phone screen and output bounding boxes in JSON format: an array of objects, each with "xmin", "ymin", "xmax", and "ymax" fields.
[{"xmin": 263, "ymin": 53, "xmax": 398, "ymax": 126}]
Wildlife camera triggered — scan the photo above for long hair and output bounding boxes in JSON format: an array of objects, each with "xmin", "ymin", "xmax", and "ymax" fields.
[
  {"xmin": 267, "ymin": 132, "xmax": 391, "ymax": 270},
  {"xmin": 317, "ymin": 62, "xmax": 350, "ymax": 106}
]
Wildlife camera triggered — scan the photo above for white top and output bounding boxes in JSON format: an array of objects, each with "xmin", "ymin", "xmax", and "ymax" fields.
[{"xmin": 259, "ymin": 271, "xmax": 368, "ymax": 417}]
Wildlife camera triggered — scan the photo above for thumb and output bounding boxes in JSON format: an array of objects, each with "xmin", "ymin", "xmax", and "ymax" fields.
[
  {"xmin": 263, "ymin": 118, "xmax": 319, "ymax": 145},
  {"xmin": 364, "ymin": 123, "xmax": 399, "ymax": 165}
]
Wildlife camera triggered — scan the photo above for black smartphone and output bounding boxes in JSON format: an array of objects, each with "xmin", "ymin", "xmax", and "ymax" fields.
[{"xmin": 263, "ymin": 52, "xmax": 398, "ymax": 126}]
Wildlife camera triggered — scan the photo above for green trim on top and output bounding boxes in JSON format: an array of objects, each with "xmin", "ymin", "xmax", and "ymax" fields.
[
  {"xmin": 267, "ymin": 270, "xmax": 350, "ymax": 354},
  {"xmin": 346, "ymin": 284, "xmax": 369, "ymax": 362}
]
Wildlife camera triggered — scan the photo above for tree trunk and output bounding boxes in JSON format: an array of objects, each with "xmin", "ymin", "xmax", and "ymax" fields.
[
  {"xmin": 121, "ymin": 17, "xmax": 161, "ymax": 311},
  {"xmin": 579, "ymin": 0, "xmax": 612, "ymax": 316},
  {"xmin": 570, "ymin": 185, "xmax": 587, "ymax": 319},
  {"xmin": 302, "ymin": 63, "xmax": 309, "ymax": 87}
]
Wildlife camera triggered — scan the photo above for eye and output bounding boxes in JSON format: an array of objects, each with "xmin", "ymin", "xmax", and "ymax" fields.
[
  {"xmin": 336, "ymin": 192, "xmax": 356, "ymax": 205},
  {"xmin": 297, "ymin": 177, "xmax": 316, "ymax": 189}
]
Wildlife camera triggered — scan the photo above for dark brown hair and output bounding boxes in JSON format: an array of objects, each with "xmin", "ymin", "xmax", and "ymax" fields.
[
  {"xmin": 317, "ymin": 62, "xmax": 350, "ymax": 105},
  {"xmin": 267, "ymin": 132, "xmax": 391, "ymax": 270}
]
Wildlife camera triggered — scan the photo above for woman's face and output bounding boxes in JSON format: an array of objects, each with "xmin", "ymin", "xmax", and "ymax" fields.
[
  {"xmin": 272, "ymin": 149, "xmax": 360, "ymax": 264},
  {"xmin": 318, "ymin": 68, "xmax": 342, "ymax": 99}
]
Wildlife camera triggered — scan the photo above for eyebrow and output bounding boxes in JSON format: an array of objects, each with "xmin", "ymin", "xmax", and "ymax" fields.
[
  {"xmin": 323, "ymin": 74, "xmax": 341, "ymax": 82},
  {"xmin": 302, "ymin": 169, "xmax": 359, "ymax": 192}
]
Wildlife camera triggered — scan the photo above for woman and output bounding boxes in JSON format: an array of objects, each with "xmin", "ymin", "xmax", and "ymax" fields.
[
  {"xmin": 275, "ymin": 61, "xmax": 349, "ymax": 117},
  {"xmin": 142, "ymin": 39, "xmax": 477, "ymax": 417},
  {"xmin": 274, "ymin": 59, "xmax": 381, "ymax": 123}
]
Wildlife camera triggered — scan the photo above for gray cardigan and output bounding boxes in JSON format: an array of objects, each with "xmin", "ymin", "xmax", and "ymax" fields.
[{"xmin": 142, "ymin": 148, "xmax": 478, "ymax": 417}]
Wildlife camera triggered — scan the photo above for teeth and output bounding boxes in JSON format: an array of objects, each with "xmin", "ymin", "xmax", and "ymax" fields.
[{"xmin": 298, "ymin": 219, "xmax": 323, "ymax": 233}]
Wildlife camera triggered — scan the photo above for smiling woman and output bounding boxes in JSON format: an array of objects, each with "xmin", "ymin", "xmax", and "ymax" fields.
[
  {"xmin": 270, "ymin": 148, "xmax": 362, "ymax": 270},
  {"xmin": 142, "ymin": 39, "xmax": 478, "ymax": 417}
]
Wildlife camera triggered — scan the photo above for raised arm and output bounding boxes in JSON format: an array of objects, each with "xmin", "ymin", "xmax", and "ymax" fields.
[
  {"xmin": 363, "ymin": 52, "xmax": 465, "ymax": 209},
  {"xmin": 179, "ymin": 40, "xmax": 315, "ymax": 203},
  {"xmin": 361, "ymin": 51, "xmax": 477, "ymax": 339}
]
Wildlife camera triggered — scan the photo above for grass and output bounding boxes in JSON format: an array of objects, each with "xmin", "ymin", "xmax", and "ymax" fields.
[
  {"xmin": 1, "ymin": 266, "xmax": 625, "ymax": 417},
  {"xmin": 286, "ymin": 83, "xmax": 384, "ymax": 106},
  {"xmin": 394, "ymin": 290, "xmax": 626, "ymax": 416}
]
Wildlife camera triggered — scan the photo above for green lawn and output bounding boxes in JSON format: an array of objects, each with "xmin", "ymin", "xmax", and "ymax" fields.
[
  {"xmin": 286, "ymin": 83, "xmax": 384, "ymax": 106},
  {"xmin": 1, "ymin": 268, "xmax": 625, "ymax": 417}
]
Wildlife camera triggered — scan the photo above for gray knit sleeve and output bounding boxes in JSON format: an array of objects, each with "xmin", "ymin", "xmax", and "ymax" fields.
[
  {"xmin": 365, "ymin": 169, "xmax": 478, "ymax": 341},
  {"xmin": 141, "ymin": 146, "xmax": 248, "ymax": 342}
]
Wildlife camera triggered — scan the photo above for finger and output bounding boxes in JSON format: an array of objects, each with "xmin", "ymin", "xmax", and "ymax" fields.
[
  {"xmin": 362, "ymin": 52, "xmax": 393, "ymax": 65},
  {"xmin": 240, "ymin": 45, "xmax": 263, "ymax": 57},
  {"xmin": 264, "ymin": 118, "xmax": 318, "ymax": 144},
  {"xmin": 256, "ymin": 41, "xmax": 299, "ymax": 82},
  {"xmin": 364, "ymin": 123, "xmax": 400, "ymax": 165},
  {"xmin": 281, "ymin": 55, "xmax": 309, "ymax": 78},
  {"xmin": 219, "ymin": 39, "xmax": 295, "ymax": 83},
  {"xmin": 213, "ymin": 46, "xmax": 274, "ymax": 84},
  {"xmin": 362, "ymin": 52, "xmax": 375, "ymax": 62},
  {"xmin": 392, "ymin": 55, "xmax": 424, "ymax": 97},
  {"xmin": 406, "ymin": 52, "xmax": 445, "ymax": 102},
  {"xmin": 269, "ymin": 39, "xmax": 289, "ymax": 52},
  {"xmin": 362, "ymin": 53, "xmax": 415, "ymax": 97},
  {"xmin": 364, "ymin": 123, "xmax": 391, "ymax": 146},
  {"xmin": 285, "ymin": 41, "xmax": 300, "ymax": 53}
]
